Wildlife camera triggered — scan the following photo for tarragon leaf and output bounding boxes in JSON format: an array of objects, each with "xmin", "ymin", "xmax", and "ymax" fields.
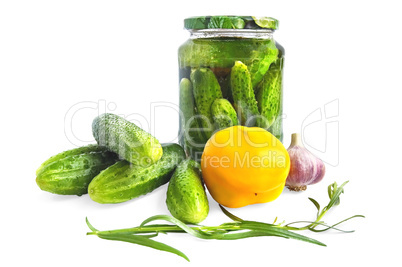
[
  {"xmin": 327, "ymin": 181, "xmax": 348, "ymax": 209},
  {"xmin": 97, "ymin": 233, "xmax": 189, "ymax": 262},
  {"xmin": 86, "ymin": 217, "xmax": 99, "ymax": 232},
  {"xmin": 140, "ymin": 215, "xmax": 216, "ymax": 239},
  {"xmin": 219, "ymin": 205, "xmax": 243, "ymax": 221},
  {"xmin": 308, "ymin": 197, "xmax": 321, "ymax": 217}
]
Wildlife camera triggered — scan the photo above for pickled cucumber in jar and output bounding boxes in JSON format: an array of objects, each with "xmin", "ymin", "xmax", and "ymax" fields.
[{"xmin": 178, "ymin": 16, "xmax": 285, "ymax": 160}]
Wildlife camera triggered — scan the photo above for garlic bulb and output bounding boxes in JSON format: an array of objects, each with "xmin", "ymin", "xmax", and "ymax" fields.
[{"xmin": 286, "ymin": 133, "xmax": 325, "ymax": 191}]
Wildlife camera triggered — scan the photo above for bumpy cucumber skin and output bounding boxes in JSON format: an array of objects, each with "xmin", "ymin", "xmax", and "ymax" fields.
[
  {"xmin": 230, "ymin": 61, "xmax": 260, "ymax": 126},
  {"xmin": 88, "ymin": 143, "xmax": 185, "ymax": 204},
  {"xmin": 179, "ymin": 78, "xmax": 207, "ymax": 161},
  {"xmin": 179, "ymin": 78, "xmax": 207, "ymax": 156},
  {"xmin": 36, "ymin": 145, "xmax": 118, "ymax": 196},
  {"xmin": 92, "ymin": 113, "xmax": 163, "ymax": 167},
  {"xmin": 211, "ymin": 98, "xmax": 239, "ymax": 131},
  {"xmin": 166, "ymin": 159, "xmax": 209, "ymax": 224},
  {"xmin": 190, "ymin": 68, "xmax": 223, "ymax": 139},
  {"xmin": 256, "ymin": 62, "xmax": 282, "ymax": 130}
]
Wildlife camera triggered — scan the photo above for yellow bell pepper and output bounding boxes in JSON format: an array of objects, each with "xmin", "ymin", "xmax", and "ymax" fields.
[{"xmin": 201, "ymin": 126, "xmax": 290, "ymax": 208}]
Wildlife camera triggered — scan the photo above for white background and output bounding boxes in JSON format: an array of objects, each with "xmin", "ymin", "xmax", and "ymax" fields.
[{"xmin": 1, "ymin": 0, "xmax": 401, "ymax": 266}]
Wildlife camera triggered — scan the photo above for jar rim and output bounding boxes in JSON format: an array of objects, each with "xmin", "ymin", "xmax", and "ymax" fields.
[
  {"xmin": 189, "ymin": 29, "xmax": 274, "ymax": 39},
  {"xmin": 184, "ymin": 16, "xmax": 279, "ymax": 30}
]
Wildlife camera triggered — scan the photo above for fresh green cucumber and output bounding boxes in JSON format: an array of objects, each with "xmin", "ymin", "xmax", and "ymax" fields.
[
  {"xmin": 190, "ymin": 68, "xmax": 223, "ymax": 139},
  {"xmin": 92, "ymin": 113, "xmax": 163, "ymax": 167},
  {"xmin": 88, "ymin": 143, "xmax": 185, "ymax": 204},
  {"xmin": 256, "ymin": 63, "xmax": 282, "ymax": 129},
  {"xmin": 36, "ymin": 144, "xmax": 118, "ymax": 196},
  {"xmin": 230, "ymin": 61, "xmax": 260, "ymax": 126},
  {"xmin": 211, "ymin": 98, "xmax": 239, "ymax": 131},
  {"xmin": 166, "ymin": 159, "xmax": 209, "ymax": 224}
]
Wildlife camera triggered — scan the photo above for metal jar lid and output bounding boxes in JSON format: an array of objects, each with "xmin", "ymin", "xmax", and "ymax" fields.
[{"xmin": 184, "ymin": 16, "xmax": 279, "ymax": 30}]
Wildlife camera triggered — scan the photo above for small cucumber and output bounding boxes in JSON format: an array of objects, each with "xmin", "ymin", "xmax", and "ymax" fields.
[
  {"xmin": 92, "ymin": 113, "xmax": 163, "ymax": 167},
  {"xmin": 36, "ymin": 145, "xmax": 118, "ymax": 196},
  {"xmin": 179, "ymin": 78, "xmax": 208, "ymax": 150},
  {"xmin": 166, "ymin": 159, "xmax": 209, "ymax": 224},
  {"xmin": 211, "ymin": 98, "xmax": 239, "ymax": 131},
  {"xmin": 190, "ymin": 68, "xmax": 223, "ymax": 139},
  {"xmin": 88, "ymin": 143, "xmax": 185, "ymax": 204},
  {"xmin": 256, "ymin": 63, "xmax": 282, "ymax": 129},
  {"xmin": 230, "ymin": 61, "xmax": 260, "ymax": 126},
  {"xmin": 179, "ymin": 78, "xmax": 208, "ymax": 161}
]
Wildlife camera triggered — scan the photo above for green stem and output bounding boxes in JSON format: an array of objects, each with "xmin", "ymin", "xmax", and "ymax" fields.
[
  {"xmin": 87, "ymin": 225, "xmax": 185, "ymax": 235},
  {"xmin": 311, "ymin": 208, "xmax": 330, "ymax": 229},
  {"xmin": 87, "ymin": 224, "xmax": 240, "ymax": 237}
]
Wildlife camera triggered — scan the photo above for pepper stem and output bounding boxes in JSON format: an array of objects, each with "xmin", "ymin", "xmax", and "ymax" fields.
[{"xmin": 289, "ymin": 133, "xmax": 304, "ymax": 148}]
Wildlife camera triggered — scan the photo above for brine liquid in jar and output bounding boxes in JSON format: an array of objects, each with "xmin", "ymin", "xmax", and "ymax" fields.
[{"xmin": 178, "ymin": 16, "xmax": 284, "ymax": 161}]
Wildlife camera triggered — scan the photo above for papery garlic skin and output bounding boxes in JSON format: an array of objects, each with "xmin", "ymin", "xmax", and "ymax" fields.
[{"xmin": 286, "ymin": 133, "xmax": 325, "ymax": 191}]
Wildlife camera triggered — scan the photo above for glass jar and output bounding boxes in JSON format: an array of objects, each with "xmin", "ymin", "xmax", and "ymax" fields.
[{"xmin": 178, "ymin": 16, "xmax": 285, "ymax": 161}]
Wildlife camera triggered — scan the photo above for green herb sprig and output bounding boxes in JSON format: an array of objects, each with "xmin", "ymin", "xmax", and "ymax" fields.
[
  {"xmin": 221, "ymin": 181, "xmax": 364, "ymax": 233},
  {"xmin": 86, "ymin": 181, "xmax": 364, "ymax": 262}
]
